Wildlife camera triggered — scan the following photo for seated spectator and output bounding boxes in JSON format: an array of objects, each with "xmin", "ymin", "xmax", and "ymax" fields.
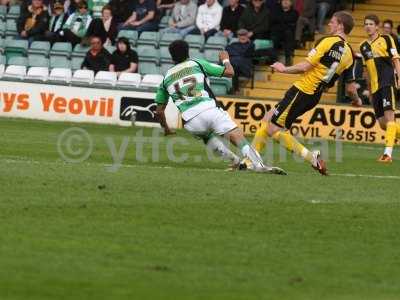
[
  {"xmin": 17, "ymin": 0, "xmax": 49, "ymax": 43},
  {"xmin": 316, "ymin": 0, "xmax": 333, "ymax": 34},
  {"xmin": 121, "ymin": 0, "xmax": 159, "ymax": 34},
  {"xmin": 382, "ymin": 19, "xmax": 400, "ymax": 53},
  {"xmin": 88, "ymin": 0, "xmax": 109, "ymax": 19},
  {"xmin": 295, "ymin": 0, "xmax": 316, "ymax": 48},
  {"xmin": 81, "ymin": 35, "xmax": 112, "ymax": 73},
  {"xmin": 108, "ymin": 0, "xmax": 134, "ymax": 25},
  {"xmin": 157, "ymin": 0, "xmax": 176, "ymax": 17},
  {"xmin": 59, "ymin": 1, "xmax": 92, "ymax": 46},
  {"xmin": 226, "ymin": 28, "xmax": 254, "ymax": 92},
  {"xmin": 217, "ymin": 0, "xmax": 244, "ymax": 39},
  {"xmin": 67, "ymin": 0, "xmax": 82, "ymax": 15},
  {"xmin": 190, "ymin": 0, "xmax": 222, "ymax": 40},
  {"xmin": 86, "ymin": 5, "xmax": 118, "ymax": 45},
  {"xmin": 161, "ymin": 0, "xmax": 197, "ymax": 38},
  {"xmin": 45, "ymin": 1, "xmax": 68, "ymax": 43},
  {"xmin": 109, "ymin": 37, "xmax": 138, "ymax": 75},
  {"xmin": 238, "ymin": 0, "xmax": 270, "ymax": 40},
  {"xmin": 270, "ymin": 0, "xmax": 298, "ymax": 65}
]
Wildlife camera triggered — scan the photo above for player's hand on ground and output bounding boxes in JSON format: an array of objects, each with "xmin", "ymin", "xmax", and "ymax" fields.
[
  {"xmin": 271, "ymin": 62, "xmax": 286, "ymax": 73},
  {"xmin": 219, "ymin": 51, "xmax": 230, "ymax": 62}
]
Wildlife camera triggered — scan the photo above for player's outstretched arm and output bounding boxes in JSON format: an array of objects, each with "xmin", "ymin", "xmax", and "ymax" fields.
[
  {"xmin": 219, "ymin": 51, "xmax": 235, "ymax": 78},
  {"xmin": 155, "ymin": 104, "xmax": 175, "ymax": 136},
  {"xmin": 271, "ymin": 61, "xmax": 313, "ymax": 74},
  {"xmin": 346, "ymin": 82, "xmax": 363, "ymax": 107}
]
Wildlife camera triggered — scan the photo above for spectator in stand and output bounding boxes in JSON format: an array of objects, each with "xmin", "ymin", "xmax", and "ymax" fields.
[
  {"xmin": 270, "ymin": 0, "xmax": 298, "ymax": 65},
  {"xmin": 217, "ymin": 0, "xmax": 244, "ymax": 39},
  {"xmin": 17, "ymin": 0, "xmax": 49, "ymax": 43},
  {"xmin": 82, "ymin": 35, "xmax": 111, "ymax": 73},
  {"xmin": 45, "ymin": 1, "xmax": 68, "ymax": 43},
  {"xmin": 316, "ymin": 0, "xmax": 333, "ymax": 33},
  {"xmin": 86, "ymin": 5, "xmax": 118, "ymax": 45},
  {"xmin": 108, "ymin": 0, "xmax": 134, "ymax": 25},
  {"xmin": 161, "ymin": 0, "xmax": 197, "ymax": 37},
  {"xmin": 294, "ymin": 0, "xmax": 316, "ymax": 48},
  {"xmin": 157, "ymin": 0, "xmax": 176, "ymax": 17},
  {"xmin": 109, "ymin": 37, "xmax": 138, "ymax": 75},
  {"xmin": 238, "ymin": 0, "xmax": 270, "ymax": 40},
  {"xmin": 121, "ymin": 0, "xmax": 159, "ymax": 34},
  {"xmin": 382, "ymin": 19, "xmax": 400, "ymax": 53},
  {"xmin": 226, "ymin": 28, "xmax": 254, "ymax": 92},
  {"xmin": 88, "ymin": 0, "xmax": 109, "ymax": 19},
  {"xmin": 59, "ymin": 1, "xmax": 92, "ymax": 46},
  {"xmin": 190, "ymin": 0, "xmax": 222, "ymax": 40},
  {"xmin": 67, "ymin": 0, "xmax": 82, "ymax": 15}
]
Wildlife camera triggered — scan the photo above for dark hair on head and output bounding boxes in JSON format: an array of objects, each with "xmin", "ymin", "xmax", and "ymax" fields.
[
  {"xmin": 102, "ymin": 4, "xmax": 112, "ymax": 12},
  {"xmin": 169, "ymin": 40, "xmax": 189, "ymax": 64},
  {"xmin": 333, "ymin": 11, "xmax": 354, "ymax": 35},
  {"xmin": 117, "ymin": 37, "xmax": 131, "ymax": 52},
  {"xmin": 364, "ymin": 14, "xmax": 380, "ymax": 26},
  {"xmin": 78, "ymin": 0, "xmax": 88, "ymax": 9},
  {"xmin": 383, "ymin": 19, "xmax": 393, "ymax": 28}
]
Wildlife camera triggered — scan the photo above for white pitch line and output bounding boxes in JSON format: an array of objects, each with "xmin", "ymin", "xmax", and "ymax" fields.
[{"xmin": 1, "ymin": 156, "xmax": 400, "ymax": 180}]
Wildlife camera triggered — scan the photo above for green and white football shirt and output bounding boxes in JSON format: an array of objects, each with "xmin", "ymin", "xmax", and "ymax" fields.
[{"xmin": 155, "ymin": 59, "xmax": 225, "ymax": 121}]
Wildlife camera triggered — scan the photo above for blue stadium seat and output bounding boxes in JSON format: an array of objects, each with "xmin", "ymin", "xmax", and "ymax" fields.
[
  {"xmin": 210, "ymin": 77, "xmax": 232, "ymax": 96},
  {"xmin": 50, "ymin": 56, "xmax": 71, "ymax": 69},
  {"xmin": 137, "ymin": 31, "xmax": 160, "ymax": 48},
  {"xmin": 205, "ymin": 36, "xmax": 227, "ymax": 51},
  {"xmin": 117, "ymin": 30, "xmax": 139, "ymax": 47},
  {"xmin": 28, "ymin": 41, "xmax": 51, "ymax": 57},
  {"xmin": 184, "ymin": 34, "xmax": 205, "ymax": 50},
  {"xmin": 28, "ymin": 55, "xmax": 49, "ymax": 68},
  {"xmin": 50, "ymin": 42, "xmax": 72, "ymax": 58}
]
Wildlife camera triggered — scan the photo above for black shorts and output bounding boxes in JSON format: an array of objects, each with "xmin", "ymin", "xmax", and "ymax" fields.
[
  {"xmin": 372, "ymin": 86, "xmax": 397, "ymax": 119},
  {"xmin": 271, "ymin": 86, "xmax": 322, "ymax": 129}
]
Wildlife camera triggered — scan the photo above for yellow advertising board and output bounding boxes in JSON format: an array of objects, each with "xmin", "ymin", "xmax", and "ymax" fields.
[{"xmin": 218, "ymin": 97, "xmax": 396, "ymax": 144}]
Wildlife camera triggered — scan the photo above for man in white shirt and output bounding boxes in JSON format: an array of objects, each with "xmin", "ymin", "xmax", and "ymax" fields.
[{"xmin": 189, "ymin": 0, "xmax": 222, "ymax": 40}]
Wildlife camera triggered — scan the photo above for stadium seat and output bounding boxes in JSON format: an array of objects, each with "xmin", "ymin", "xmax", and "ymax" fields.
[
  {"xmin": 160, "ymin": 63, "xmax": 173, "ymax": 75},
  {"xmin": 159, "ymin": 16, "xmax": 170, "ymax": 29},
  {"xmin": 3, "ymin": 65, "xmax": 26, "ymax": 80},
  {"xmin": 28, "ymin": 55, "xmax": 49, "ymax": 68},
  {"xmin": 141, "ymin": 74, "xmax": 163, "ymax": 88},
  {"xmin": 50, "ymin": 56, "xmax": 71, "ymax": 69},
  {"xmin": 0, "ymin": 20, "xmax": 5, "ymax": 37},
  {"xmin": 160, "ymin": 47, "xmax": 173, "ymax": 64},
  {"xmin": 204, "ymin": 36, "xmax": 227, "ymax": 50},
  {"xmin": 5, "ymin": 19, "xmax": 17, "ymax": 37},
  {"xmin": 71, "ymin": 69, "xmax": 94, "ymax": 86},
  {"xmin": 184, "ymin": 34, "xmax": 205, "ymax": 50},
  {"xmin": 71, "ymin": 56, "xmax": 84, "ymax": 71},
  {"xmin": 7, "ymin": 55, "xmax": 28, "ymax": 66},
  {"xmin": 7, "ymin": 5, "xmax": 20, "ymax": 20},
  {"xmin": 116, "ymin": 72, "xmax": 141, "ymax": 88},
  {"xmin": 159, "ymin": 32, "xmax": 181, "ymax": 50},
  {"xmin": 137, "ymin": 46, "xmax": 159, "ymax": 64},
  {"xmin": 0, "ymin": 38, "xmax": 5, "ymax": 54},
  {"xmin": 117, "ymin": 30, "xmax": 139, "ymax": 46},
  {"xmin": 137, "ymin": 31, "xmax": 160, "ymax": 48},
  {"xmin": 204, "ymin": 49, "xmax": 220, "ymax": 64},
  {"xmin": 5, "ymin": 39, "xmax": 28, "ymax": 60},
  {"xmin": 254, "ymin": 39, "xmax": 274, "ymax": 50},
  {"xmin": 0, "ymin": 5, "xmax": 6, "ymax": 21},
  {"xmin": 209, "ymin": 77, "xmax": 232, "ymax": 96},
  {"xmin": 104, "ymin": 44, "xmax": 116, "ymax": 54},
  {"xmin": 72, "ymin": 44, "xmax": 90, "ymax": 58},
  {"xmin": 93, "ymin": 71, "xmax": 117, "ymax": 87},
  {"xmin": 0, "ymin": 54, "xmax": 5, "ymax": 65},
  {"xmin": 48, "ymin": 67, "xmax": 72, "ymax": 84},
  {"xmin": 50, "ymin": 42, "xmax": 72, "ymax": 58},
  {"xmin": 189, "ymin": 48, "xmax": 204, "ymax": 60},
  {"xmin": 28, "ymin": 41, "xmax": 51, "ymax": 57},
  {"xmin": 139, "ymin": 62, "xmax": 160, "ymax": 75},
  {"xmin": 0, "ymin": 63, "xmax": 5, "ymax": 78},
  {"xmin": 229, "ymin": 38, "xmax": 239, "ymax": 44},
  {"xmin": 25, "ymin": 67, "xmax": 49, "ymax": 82}
]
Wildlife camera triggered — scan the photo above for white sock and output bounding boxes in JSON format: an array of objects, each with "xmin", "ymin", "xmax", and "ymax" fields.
[
  {"xmin": 384, "ymin": 147, "xmax": 393, "ymax": 157},
  {"xmin": 240, "ymin": 143, "xmax": 265, "ymax": 169},
  {"xmin": 206, "ymin": 136, "xmax": 240, "ymax": 164}
]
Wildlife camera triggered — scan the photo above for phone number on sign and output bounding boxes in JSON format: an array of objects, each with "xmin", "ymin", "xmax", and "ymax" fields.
[{"xmin": 329, "ymin": 129, "xmax": 378, "ymax": 143}]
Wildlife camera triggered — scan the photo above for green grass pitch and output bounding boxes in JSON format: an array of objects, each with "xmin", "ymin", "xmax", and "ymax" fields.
[{"xmin": 1, "ymin": 117, "xmax": 400, "ymax": 300}]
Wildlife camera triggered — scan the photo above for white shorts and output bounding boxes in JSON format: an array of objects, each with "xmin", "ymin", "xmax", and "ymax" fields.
[{"xmin": 183, "ymin": 107, "xmax": 237, "ymax": 137}]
